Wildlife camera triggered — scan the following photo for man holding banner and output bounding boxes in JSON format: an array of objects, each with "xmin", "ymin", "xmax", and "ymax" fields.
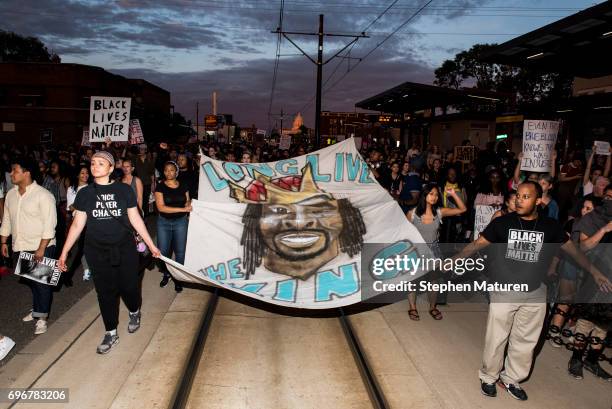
[{"xmin": 1, "ymin": 157, "xmax": 57, "ymax": 336}]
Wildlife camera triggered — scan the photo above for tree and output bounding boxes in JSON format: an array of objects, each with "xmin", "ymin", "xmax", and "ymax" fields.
[
  {"xmin": 434, "ymin": 43, "xmax": 573, "ymax": 108},
  {"xmin": 433, "ymin": 60, "xmax": 463, "ymax": 89},
  {"xmin": 0, "ymin": 30, "xmax": 61, "ymax": 63}
]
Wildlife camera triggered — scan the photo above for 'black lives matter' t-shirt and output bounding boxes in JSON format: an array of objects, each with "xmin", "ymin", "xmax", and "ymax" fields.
[
  {"xmin": 74, "ymin": 182, "xmax": 137, "ymax": 245},
  {"xmin": 481, "ymin": 213, "xmax": 566, "ymax": 291}
]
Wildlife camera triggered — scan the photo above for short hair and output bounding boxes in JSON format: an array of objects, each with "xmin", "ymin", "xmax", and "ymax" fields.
[
  {"xmin": 519, "ymin": 180, "xmax": 543, "ymax": 198},
  {"xmin": 10, "ymin": 157, "xmax": 38, "ymax": 181}
]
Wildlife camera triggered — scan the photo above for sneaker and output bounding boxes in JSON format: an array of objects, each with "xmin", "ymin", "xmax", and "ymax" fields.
[
  {"xmin": 0, "ymin": 337, "xmax": 16, "ymax": 361},
  {"xmin": 83, "ymin": 269, "xmax": 91, "ymax": 281},
  {"xmin": 160, "ymin": 275, "xmax": 170, "ymax": 288},
  {"xmin": 480, "ymin": 380, "xmax": 497, "ymax": 397},
  {"xmin": 548, "ymin": 335, "xmax": 563, "ymax": 348},
  {"xmin": 175, "ymin": 282, "xmax": 183, "ymax": 293},
  {"xmin": 22, "ymin": 310, "xmax": 33, "ymax": 322},
  {"xmin": 34, "ymin": 319, "xmax": 47, "ymax": 335},
  {"xmin": 127, "ymin": 310, "xmax": 141, "ymax": 334},
  {"xmin": 568, "ymin": 358, "xmax": 584, "ymax": 379},
  {"xmin": 500, "ymin": 382, "xmax": 528, "ymax": 401},
  {"xmin": 583, "ymin": 360, "xmax": 612, "ymax": 382},
  {"xmin": 96, "ymin": 333, "xmax": 119, "ymax": 354}
]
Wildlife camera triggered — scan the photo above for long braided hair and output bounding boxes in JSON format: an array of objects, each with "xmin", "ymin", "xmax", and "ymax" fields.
[{"xmin": 240, "ymin": 199, "xmax": 366, "ymax": 279}]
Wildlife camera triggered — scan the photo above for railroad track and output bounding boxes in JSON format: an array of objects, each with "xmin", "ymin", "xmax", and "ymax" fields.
[{"xmin": 169, "ymin": 288, "xmax": 388, "ymax": 409}]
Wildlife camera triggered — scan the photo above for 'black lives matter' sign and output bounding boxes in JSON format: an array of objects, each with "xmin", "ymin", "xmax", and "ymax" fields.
[{"xmin": 89, "ymin": 96, "xmax": 131, "ymax": 142}]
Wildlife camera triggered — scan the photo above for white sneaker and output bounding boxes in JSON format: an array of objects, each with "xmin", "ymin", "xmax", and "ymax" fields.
[
  {"xmin": 22, "ymin": 310, "xmax": 33, "ymax": 322},
  {"xmin": 0, "ymin": 337, "xmax": 16, "ymax": 361},
  {"xmin": 34, "ymin": 319, "xmax": 47, "ymax": 335}
]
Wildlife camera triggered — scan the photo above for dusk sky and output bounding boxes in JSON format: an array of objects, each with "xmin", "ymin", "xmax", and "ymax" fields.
[{"xmin": 1, "ymin": 0, "xmax": 602, "ymax": 128}]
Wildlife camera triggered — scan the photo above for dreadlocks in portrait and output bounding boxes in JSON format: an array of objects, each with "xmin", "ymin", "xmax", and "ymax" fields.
[{"xmin": 230, "ymin": 163, "xmax": 366, "ymax": 280}]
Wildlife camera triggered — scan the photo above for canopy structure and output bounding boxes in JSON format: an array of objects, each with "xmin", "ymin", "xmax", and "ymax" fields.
[
  {"xmin": 480, "ymin": 1, "xmax": 612, "ymax": 78},
  {"xmin": 354, "ymin": 81, "xmax": 500, "ymax": 113}
]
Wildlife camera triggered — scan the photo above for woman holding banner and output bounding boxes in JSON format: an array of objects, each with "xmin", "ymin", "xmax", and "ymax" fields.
[{"xmin": 57, "ymin": 151, "xmax": 160, "ymax": 355}]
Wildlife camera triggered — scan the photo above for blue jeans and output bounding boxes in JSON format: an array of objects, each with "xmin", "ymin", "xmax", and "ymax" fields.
[
  {"xmin": 16, "ymin": 246, "xmax": 55, "ymax": 319},
  {"xmin": 157, "ymin": 215, "xmax": 188, "ymax": 276}
]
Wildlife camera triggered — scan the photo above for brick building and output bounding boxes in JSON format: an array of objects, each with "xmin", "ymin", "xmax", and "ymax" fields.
[{"xmin": 0, "ymin": 62, "xmax": 170, "ymax": 144}]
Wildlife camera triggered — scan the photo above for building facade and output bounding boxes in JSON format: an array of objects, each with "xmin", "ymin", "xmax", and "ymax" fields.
[{"xmin": 0, "ymin": 62, "xmax": 170, "ymax": 144}]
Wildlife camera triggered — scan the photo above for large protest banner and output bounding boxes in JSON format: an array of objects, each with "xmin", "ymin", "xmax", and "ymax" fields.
[
  {"xmin": 163, "ymin": 138, "xmax": 430, "ymax": 309},
  {"xmin": 89, "ymin": 96, "xmax": 131, "ymax": 142},
  {"xmin": 521, "ymin": 119, "xmax": 559, "ymax": 172},
  {"xmin": 14, "ymin": 253, "xmax": 62, "ymax": 286}
]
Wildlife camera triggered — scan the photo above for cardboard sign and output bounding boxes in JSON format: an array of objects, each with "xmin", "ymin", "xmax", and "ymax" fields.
[
  {"xmin": 82, "ymin": 127, "xmax": 91, "ymax": 147},
  {"xmin": 89, "ymin": 96, "xmax": 131, "ymax": 142},
  {"xmin": 594, "ymin": 140, "xmax": 611, "ymax": 156},
  {"xmin": 454, "ymin": 146, "xmax": 475, "ymax": 162},
  {"xmin": 279, "ymin": 134, "xmax": 292, "ymax": 150},
  {"xmin": 129, "ymin": 119, "xmax": 145, "ymax": 145},
  {"xmin": 474, "ymin": 205, "xmax": 498, "ymax": 240},
  {"xmin": 521, "ymin": 120, "xmax": 559, "ymax": 172}
]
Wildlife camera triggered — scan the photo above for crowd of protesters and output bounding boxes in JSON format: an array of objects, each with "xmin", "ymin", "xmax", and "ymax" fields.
[{"xmin": 0, "ymin": 136, "xmax": 610, "ymax": 400}]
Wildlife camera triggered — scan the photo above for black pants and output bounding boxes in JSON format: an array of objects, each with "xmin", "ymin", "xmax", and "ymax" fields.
[{"xmin": 85, "ymin": 239, "xmax": 141, "ymax": 331}]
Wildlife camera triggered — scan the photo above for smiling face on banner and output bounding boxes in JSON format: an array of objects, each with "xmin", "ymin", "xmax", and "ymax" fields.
[{"xmin": 230, "ymin": 163, "xmax": 365, "ymax": 280}]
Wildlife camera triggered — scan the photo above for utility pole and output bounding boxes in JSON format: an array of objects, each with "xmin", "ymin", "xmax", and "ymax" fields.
[
  {"xmin": 273, "ymin": 15, "xmax": 367, "ymax": 148},
  {"xmin": 196, "ymin": 101, "xmax": 199, "ymax": 141},
  {"xmin": 314, "ymin": 15, "xmax": 324, "ymax": 149},
  {"xmin": 280, "ymin": 107, "xmax": 285, "ymax": 134}
]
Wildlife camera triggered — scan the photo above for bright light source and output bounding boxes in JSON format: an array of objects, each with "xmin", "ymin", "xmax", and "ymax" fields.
[
  {"xmin": 467, "ymin": 94, "xmax": 500, "ymax": 102},
  {"xmin": 496, "ymin": 134, "xmax": 508, "ymax": 140},
  {"xmin": 402, "ymin": 94, "xmax": 409, "ymax": 98},
  {"xmin": 556, "ymin": 109, "xmax": 573, "ymax": 113},
  {"xmin": 603, "ymin": 31, "xmax": 612, "ymax": 37},
  {"xmin": 594, "ymin": 106, "xmax": 612, "ymax": 110},
  {"xmin": 396, "ymin": 140, "xmax": 400, "ymax": 147},
  {"xmin": 526, "ymin": 52, "xmax": 544, "ymax": 59}
]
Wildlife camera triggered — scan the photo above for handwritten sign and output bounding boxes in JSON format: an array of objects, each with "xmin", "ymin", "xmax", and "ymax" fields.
[
  {"xmin": 521, "ymin": 120, "xmax": 559, "ymax": 172},
  {"xmin": 89, "ymin": 96, "xmax": 131, "ymax": 142},
  {"xmin": 129, "ymin": 119, "xmax": 144, "ymax": 145},
  {"xmin": 279, "ymin": 134, "xmax": 292, "ymax": 150},
  {"xmin": 454, "ymin": 145, "xmax": 475, "ymax": 162},
  {"xmin": 82, "ymin": 127, "xmax": 91, "ymax": 147},
  {"xmin": 595, "ymin": 140, "xmax": 610, "ymax": 156},
  {"xmin": 474, "ymin": 205, "xmax": 498, "ymax": 240}
]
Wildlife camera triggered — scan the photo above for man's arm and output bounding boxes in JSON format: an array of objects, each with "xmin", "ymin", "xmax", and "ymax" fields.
[
  {"xmin": 34, "ymin": 238, "xmax": 51, "ymax": 262},
  {"xmin": 561, "ymin": 240, "xmax": 612, "ymax": 292}
]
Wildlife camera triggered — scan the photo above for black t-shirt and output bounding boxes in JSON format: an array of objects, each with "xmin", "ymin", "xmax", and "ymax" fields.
[
  {"xmin": 481, "ymin": 213, "xmax": 566, "ymax": 291},
  {"xmin": 157, "ymin": 181, "xmax": 188, "ymax": 219},
  {"xmin": 74, "ymin": 182, "xmax": 137, "ymax": 245}
]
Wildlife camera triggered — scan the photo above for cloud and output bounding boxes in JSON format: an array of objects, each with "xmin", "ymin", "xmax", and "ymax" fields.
[{"xmin": 113, "ymin": 52, "xmax": 434, "ymax": 128}]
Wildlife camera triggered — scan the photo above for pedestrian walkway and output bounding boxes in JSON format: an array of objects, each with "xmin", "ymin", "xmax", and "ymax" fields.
[{"xmin": 1, "ymin": 278, "xmax": 611, "ymax": 408}]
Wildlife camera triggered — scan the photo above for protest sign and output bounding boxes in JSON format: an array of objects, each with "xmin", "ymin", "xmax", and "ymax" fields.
[
  {"xmin": 454, "ymin": 146, "xmax": 475, "ymax": 162},
  {"xmin": 595, "ymin": 140, "xmax": 610, "ymax": 156},
  {"xmin": 474, "ymin": 205, "xmax": 498, "ymax": 240},
  {"xmin": 129, "ymin": 119, "xmax": 145, "ymax": 145},
  {"xmin": 520, "ymin": 120, "xmax": 559, "ymax": 172},
  {"xmin": 279, "ymin": 134, "xmax": 292, "ymax": 150},
  {"xmin": 89, "ymin": 96, "xmax": 131, "ymax": 142},
  {"xmin": 81, "ymin": 127, "xmax": 91, "ymax": 147},
  {"xmin": 163, "ymin": 138, "xmax": 430, "ymax": 309},
  {"xmin": 14, "ymin": 252, "xmax": 62, "ymax": 286}
]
